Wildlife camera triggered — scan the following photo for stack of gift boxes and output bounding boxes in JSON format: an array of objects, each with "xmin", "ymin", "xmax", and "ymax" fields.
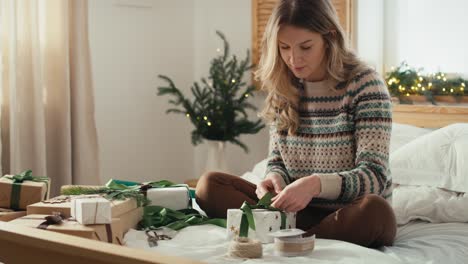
[
  {"xmin": 2, "ymin": 171, "xmax": 295, "ymax": 246},
  {"xmin": 0, "ymin": 172, "xmax": 192, "ymax": 246}
]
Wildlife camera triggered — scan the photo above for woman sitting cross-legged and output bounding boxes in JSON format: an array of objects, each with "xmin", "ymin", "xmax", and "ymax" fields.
[{"xmin": 196, "ymin": 0, "xmax": 396, "ymax": 248}]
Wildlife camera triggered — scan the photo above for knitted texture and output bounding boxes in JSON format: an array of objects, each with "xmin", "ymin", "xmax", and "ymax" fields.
[{"xmin": 265, "ymin": 70, "xmax": 393, "ymax": 208}]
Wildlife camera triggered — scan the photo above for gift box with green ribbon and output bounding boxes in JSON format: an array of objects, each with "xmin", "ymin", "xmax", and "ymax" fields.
[
  {"xmin": 226, "ymin": 193, "xmax": 296, "ymax": 244},
  {"xmin": 141, "ymin": 180, "xmax": 192, "ymax": 211},
  {"xmin": 0, "ymin": 170, "xmax": 50, "ymax": 211}
]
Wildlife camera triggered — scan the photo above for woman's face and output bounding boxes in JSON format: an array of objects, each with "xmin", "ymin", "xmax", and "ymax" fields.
[{"xmin": 278, "ymin": 25, "xmax": 327, "ymax": 82}]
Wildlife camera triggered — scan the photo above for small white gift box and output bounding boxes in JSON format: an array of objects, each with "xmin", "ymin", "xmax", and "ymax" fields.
[
  {"xmin": 226, "ymin": 209, "xmax": 297, "ymax": 244},
  {"xmin": 71, "ymin": 196, "xmax": 112, "ymax": 225},
  {"xmin": 146, "ymin": 186, "xmax": 190, "ymax": 210}
]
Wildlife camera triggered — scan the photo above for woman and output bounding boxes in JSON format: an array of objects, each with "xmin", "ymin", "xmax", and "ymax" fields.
[{"xmin": 196, "ymin": 0, "xmax": 396, "ymax": 248}]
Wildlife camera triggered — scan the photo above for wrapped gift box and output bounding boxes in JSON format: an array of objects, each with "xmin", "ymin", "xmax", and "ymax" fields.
[
  {"xmin": 10, "ymin": 214, "xmax": 123, "ymax": 244},
  {"xmin": 71, "ymin": 196, "xmax": 112, "ymax": 225},
  {"xmin": 27, "ymin": 195, "xmax": 137, "ymax": 218},
  {"xmin": 0, "ymin": 176, "xmax": 49, "ymax": 210},
  {"xmin": 146, "ymin": 185, "xmax": 190, "ymax": 210},
  {"xmin": 0, "ymin": 209, "xmax": 27, "ymax": 222},
  {"xmin": 226, "ymin": 209, "xmax": 296, "ymax": 243},
  {"xmin": 119, "ymin": 206, "xmax": 143, "ymax": 234}
]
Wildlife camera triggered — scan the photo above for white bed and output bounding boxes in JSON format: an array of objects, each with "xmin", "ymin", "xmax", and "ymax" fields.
[{"xmin": 124, "ymin": 220, "xmax": 468, "ymax": 264}]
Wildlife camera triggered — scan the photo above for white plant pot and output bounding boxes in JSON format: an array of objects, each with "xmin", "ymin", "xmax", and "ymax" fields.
[{"xmin": 204, "ymin": 139, "xmax": 227, "ymax": 173}]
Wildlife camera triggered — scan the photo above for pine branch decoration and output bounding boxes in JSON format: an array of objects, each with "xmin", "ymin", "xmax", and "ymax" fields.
[{"xmin": 156, "ymin": 31, "xmax": 265, "ymax": 152}]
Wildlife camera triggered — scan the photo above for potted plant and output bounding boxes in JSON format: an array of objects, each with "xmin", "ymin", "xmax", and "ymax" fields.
[{"xmin": 156, "ymin": 31, "xmax": 265, "ymax": 171}]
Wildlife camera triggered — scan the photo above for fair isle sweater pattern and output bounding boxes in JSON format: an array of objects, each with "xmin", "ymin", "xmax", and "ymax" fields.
[{"xmin": 265, "ymin": 70, "xmax": 393, "ymax": 208}]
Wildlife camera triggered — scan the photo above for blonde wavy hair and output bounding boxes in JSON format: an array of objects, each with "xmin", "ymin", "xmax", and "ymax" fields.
[{"xmin": 255, "ymin": 0, "xmax": 370, "ymax": 134}]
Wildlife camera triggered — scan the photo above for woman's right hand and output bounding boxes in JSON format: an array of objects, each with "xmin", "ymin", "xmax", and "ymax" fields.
[{"xmin": 255, "ymin": 173, "xmax": 286, "ymax": 199}]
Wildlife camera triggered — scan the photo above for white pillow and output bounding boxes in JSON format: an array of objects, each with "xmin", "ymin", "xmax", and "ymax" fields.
[
  {"xmin": 393, "ymin": 185, "xmax": 468, "ymax": 225},
  {"xmin": 390, "ymin": 123, "xmax": 432, "ymax": 153},
  {"xmin": 390, "ymin": 123, "xmax": 468, "ymax": 193}
]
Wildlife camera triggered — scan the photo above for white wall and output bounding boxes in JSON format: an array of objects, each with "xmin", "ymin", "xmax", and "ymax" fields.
[{"xmin": 89, "ymin": 0, "xmax": 268, "ymax": 184}]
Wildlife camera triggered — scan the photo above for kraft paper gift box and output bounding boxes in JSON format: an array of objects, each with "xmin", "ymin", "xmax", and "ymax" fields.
[
  {"xmin": 10, "ymin": 214, "xmax": 123, "ymax": 245},
  {"xmin": 71, "ymin": 197, "xmax": 112, "ymax": 225},
  {"xmin": 0, "ymin": 175, "xmax": 49, "ymax": 210},
  {"xmin": 146, "ymin": 185, "xmax": 190, "ymax": 210},
  {"xmin": 118, "ymin": 206, "xmax": 144, "ymax": 234},
  {"xmin": 27, "ymin": 195, "xmax": 137, "ymax": 218},
  {"xmin": 226, "ymin": 209, "xmax": 297, "ymax": 243},
  {"xmin": 0, "ymin": 208, "xmax": 27, "ymax": 222}
]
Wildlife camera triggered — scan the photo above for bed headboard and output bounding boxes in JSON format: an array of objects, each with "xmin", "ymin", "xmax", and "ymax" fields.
[
  {"xmin": 392, "ymin": 104, "xmax": 468, "ymax": 128},
  {"xmin": 0, "ymin": 222, "xmax": 202, "ymax": 264}
]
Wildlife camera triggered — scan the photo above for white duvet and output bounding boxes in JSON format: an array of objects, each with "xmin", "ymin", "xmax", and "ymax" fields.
[{"xmin": 124, "ymin": 220, "xmax": 468, "ymax": 264}]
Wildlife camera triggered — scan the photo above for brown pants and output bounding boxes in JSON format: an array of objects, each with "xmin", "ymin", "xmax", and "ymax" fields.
[{"xmin": 195, "ymin": 171, "xmax": 397, "ymax": 248}]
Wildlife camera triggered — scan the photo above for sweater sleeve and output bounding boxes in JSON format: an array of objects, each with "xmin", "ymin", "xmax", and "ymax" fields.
[
  {"xmin": 316, "ymin": 74, "xmax": 393, "ymax": 202},
  {"xmin": 264, "ymin": 125, "xmax": 291, "ymax": 186}
]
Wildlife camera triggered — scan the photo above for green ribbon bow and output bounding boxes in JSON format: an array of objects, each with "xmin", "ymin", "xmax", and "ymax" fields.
[
  {"xmin": 5, "ymin": 170, "xmax": 49, "ymax": 211},
  {"xmin": 139, "ymin": 206, "xmax": 226, "ymax": 231},
  {"xmin": 238, "ymin": 192, "xmax": 286, "ymax": 237}
]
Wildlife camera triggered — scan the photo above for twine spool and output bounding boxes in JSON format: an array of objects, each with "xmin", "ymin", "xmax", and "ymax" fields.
[
  {"xmin": 274, "ymin": 235, "xmax": 315, "ymax": 257},
  {"xmin": 227, "ymin": 237, "xmax": 263, "ymax": 259}
]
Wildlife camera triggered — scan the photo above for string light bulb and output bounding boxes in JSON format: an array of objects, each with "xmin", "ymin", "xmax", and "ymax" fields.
[
  {"xmin": 186, "ymin": 113, "xmax": 190, "ymax": 117},
  {"xmin": 203, "ymin": 116, "xmax": 208, "ymax": 120},
  {"xmin": 245, "ymin": 94, "xmax": 249, "ymax": 97},
  {"xmin": 207, "ymin": 122, "xmax": 212, "ymax": 126}
]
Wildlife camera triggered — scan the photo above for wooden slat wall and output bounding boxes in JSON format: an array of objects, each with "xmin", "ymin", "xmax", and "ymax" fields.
[{"xmin": 252, "ymin": 0, "xmax": 353, "ymax": 67}]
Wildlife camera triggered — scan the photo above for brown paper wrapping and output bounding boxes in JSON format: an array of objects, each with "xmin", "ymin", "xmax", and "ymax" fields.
[
  {"xmin": 0, "ymin": 177, "xmax": 48, "ymax": 210},
  {"xmin": 0, "ymin": 210, "xmax": 27, "ymax": 222},
  {"xmin": 118, "ymin": 206, "xmax": 144, "ymax": 234},
  {"xmin": 27, "ymin": 196, "xmax": 137, "ymax": 219},
  {"xmin": 10, "ymin": 214, "xmax": 123, "ymax": 244}
]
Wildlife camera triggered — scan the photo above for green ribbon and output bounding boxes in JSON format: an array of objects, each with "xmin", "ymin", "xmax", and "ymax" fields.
[
  {"xmin": 104, "ymin": 179, "xmax": 148, "ymax": 207},
  {"xmin": 139, "ymin": 206, "xmax": 226, "ymax": 231},
  {"xmin": 238, "ymin": 192, "xmax": 286, "ymax": 237},
  {"xmin": 110, "ymin": 179, "xmax": 141, "ymax": 187},
  {"xmin": 5, "ymin": 170, "xmax": 49, "ymax": 211}
]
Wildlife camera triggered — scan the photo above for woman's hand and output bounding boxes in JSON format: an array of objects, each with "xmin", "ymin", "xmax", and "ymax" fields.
[
  {"xmin": 256, "ymin": 173, "xmax": 285, "ymax": 199},
  {"xmin": 271, "ymin": 175, "xmax": 321, "ymax": 213}
]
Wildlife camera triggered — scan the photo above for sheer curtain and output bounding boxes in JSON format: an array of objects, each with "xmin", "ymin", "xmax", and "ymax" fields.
[{"xmin": 0, "ymin": 0, "xmax": 100, "ymax": 196}]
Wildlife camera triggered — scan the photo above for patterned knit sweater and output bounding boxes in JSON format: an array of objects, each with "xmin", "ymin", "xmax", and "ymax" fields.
[{"xmin": 265, "ymin": 70, "xmax": 393, "ymax": 208}]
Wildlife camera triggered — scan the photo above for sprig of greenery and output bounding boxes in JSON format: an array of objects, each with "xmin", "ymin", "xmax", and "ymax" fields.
[
  {"xmin": 157, "ymin": 31, "xmax": 265, "ymax": 152},
  {"xmin": 386, "ymin": 61, "xmax": 467, "ymax": 104}
]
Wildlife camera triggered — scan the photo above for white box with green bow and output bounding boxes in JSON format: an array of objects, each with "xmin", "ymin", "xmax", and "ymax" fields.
[{"xmin": 226, "ymin": 193, "xmax": 296, "ymax": 244}]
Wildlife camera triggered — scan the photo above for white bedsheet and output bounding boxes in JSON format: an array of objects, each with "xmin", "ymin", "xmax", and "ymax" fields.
[{"xmin": 124, "ymin": 220, "xmax": 468, "ymax": 264}]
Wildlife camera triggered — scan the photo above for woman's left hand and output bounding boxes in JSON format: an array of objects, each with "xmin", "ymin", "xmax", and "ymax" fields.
[{"xmin": 271, "ymin": 175, "xmax": 321, "ymax": 213}]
